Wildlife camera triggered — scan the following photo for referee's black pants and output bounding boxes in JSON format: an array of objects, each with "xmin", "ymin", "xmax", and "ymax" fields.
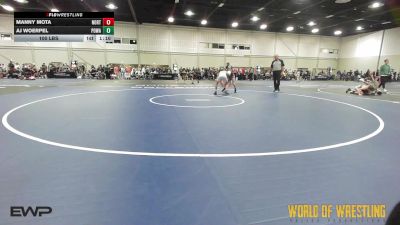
[
  {"xmin": 272, "ymin": 70, "xmax": 281, "ymax": 91},
  {"xmin": 378, "ymin": 75, "xmax": 389, "ymax": 89}
]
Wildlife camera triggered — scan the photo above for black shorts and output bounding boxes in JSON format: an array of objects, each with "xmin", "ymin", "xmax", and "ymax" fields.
[
  {"xmin": 228, "ymin": 75, "xmax": 234, "ymax": 81},
  {"xmin": 361, "ymin": 89, "xmax": 370, "ymax": 95}
]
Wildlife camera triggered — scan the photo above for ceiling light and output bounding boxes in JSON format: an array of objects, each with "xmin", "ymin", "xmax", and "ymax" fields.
[
  {"xmin": 231, "ymin": 22, "xmax": 238, "ymax": 27},
  {"xmin": 168, "ymin": 16, "xmax": 174, "ymax": 23},
  {"xmin": 356, "ymin": 26, "xmax": 364, "ymax": 31},
  {"xmin": 218, "ymin": 3, "xmax": 224, "ymax": 7},
  {"xmin": 14, "ymin": 0, "xmax": 28, "ymax": 3},
  {"xmin": 50, "ymin": 8, "xmax": 59, "ymax": 12},
  {"xmin": 201, "ymin": 19, "xmax": 207, "ymax": 25},
  {"xmin": 335, "ymin": 0, "xmax": 351, "ymax": 3},
  {"xmin": 251, "ymin": 16, "xmax": 260, "ymax": 22},
  {"xmin": 307, "ymin": 21, "xmax": 316, "ymax": 26},
  {"xmin": 260, "ymin": 24, "xmax": 267, "ymax": 30},
  {"xmin": 105, "ymin": 3, "xmax": 118, "ymax": 10},
  {"xmin": 381, "ymin": 21, "xmax": 391, "ymax": 24},
  {"xmin": 311, "ymin": 28, "xmax": 319, "ymax": 33},
  {"xmin": 326, "ymin": 15, "xmax": 334, "ymax": 18},
  {"xmin": 184, "ymin": 10, "xmax": 194, "ymax": 16},
  {"xmin": 369, "ymin": 2, "xmax": 383, "ymax": 8},
  {"xmin": 257, "ymin": 7, "xmax": 264, "ymax": 11},
  {"xmin": 355, "ymin": 18, "xmax": 364, "ymax": 21},
  {"xmin": 293, "ymin": 11, "xmax": 301, "ymax": 14},
  {"xmin": 1, "ymin": 4, "xmax": 15, "ymax": 11},
  {"xmin": 286, "ymin": 26, "xmax": 294, "ymax": 32},
  {"xmin": 334, "ymin": 30, "xmax": 342, "ymax": 35}
]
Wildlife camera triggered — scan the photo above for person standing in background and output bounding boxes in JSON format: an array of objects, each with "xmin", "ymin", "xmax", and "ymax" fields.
[
  {"xmin": 270, "ymin": 55, "xmax": 285, "ymax": 92},
  {"xmin": 120, "ymin": 65, "xmax": 126, "ymax": 80},
  {"xmin": 379, "ymin": 58, "xmax": 391, "ymax": 93}
]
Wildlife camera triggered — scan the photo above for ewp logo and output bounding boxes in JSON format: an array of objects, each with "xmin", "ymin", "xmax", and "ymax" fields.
[{"xmin": 10, "ymin": 206, "xmax": 52, "ymax": 217}]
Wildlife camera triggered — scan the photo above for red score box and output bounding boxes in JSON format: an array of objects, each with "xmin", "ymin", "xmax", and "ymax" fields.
[{"xmin": 102, "ymin": 18, "xmax": 115, "ymax": 26}]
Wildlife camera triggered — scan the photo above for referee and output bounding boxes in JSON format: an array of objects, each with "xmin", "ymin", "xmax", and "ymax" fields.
[
  {"xmin": 270, "ymin": 55, "xmax": 285, "ymax": 92},
  {"xmin": 379, "ymin": 58, "xmax": 391, "ymax": 93}
]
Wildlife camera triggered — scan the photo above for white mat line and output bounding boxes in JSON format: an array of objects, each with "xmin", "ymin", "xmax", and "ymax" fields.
[
  {"xmin": 185, "ymin": 99, "xmax": 211, "ymax": 102},
  {"xmin": 0, "ymin": 85, "xmax": 30, "ymax": 87}
]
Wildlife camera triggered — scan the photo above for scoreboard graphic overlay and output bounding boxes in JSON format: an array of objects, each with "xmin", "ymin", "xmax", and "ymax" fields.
[{"xmin": 14, "ymin": 12, "xmax": 114, "ymax": 43}]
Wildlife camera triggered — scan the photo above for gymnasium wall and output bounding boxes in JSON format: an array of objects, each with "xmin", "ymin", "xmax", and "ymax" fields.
[
  {"xmin": 0, "ymin": 13, "xmax": 341, "ymax": 70},
  {"xmin": 338, "ymin": 27, "xmax": 400, "ymax": 73},
  {"xmin": 2, "ymin": 13, "xmax": 399, "ymax": 72},
  {"xmin": 122, "ymin": 24, "xmax": 340, "ymax": 69}
]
